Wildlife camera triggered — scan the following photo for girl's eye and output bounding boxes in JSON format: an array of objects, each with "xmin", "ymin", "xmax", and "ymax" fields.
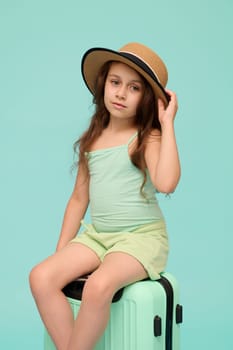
[
  {"xmin": 130, "ymin": 85, "xmax": 140, "ymax": 92},
  {"xmin": 111, "ymin": 79, "xmax": 120, "ymax": 85}
]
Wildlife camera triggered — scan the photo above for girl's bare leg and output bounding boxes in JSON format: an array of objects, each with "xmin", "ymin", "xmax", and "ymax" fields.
[
  {"xmin": 67, "ymin": 252, "xmax": 148, "ymax": 350},
  {"xmin": 29, "ymin": 243, "xmax": 101, "ymax": 350}
]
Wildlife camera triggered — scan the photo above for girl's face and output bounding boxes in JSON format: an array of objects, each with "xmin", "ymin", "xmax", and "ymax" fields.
[{"xmin": 104, "ymin": 62, "xmax": 144, "ymax": 122}]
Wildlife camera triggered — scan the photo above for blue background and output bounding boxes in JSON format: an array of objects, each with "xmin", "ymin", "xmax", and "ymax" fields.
[{"xmin": 1, "ymin": 0, "xmax": 232, "ymax": 349}]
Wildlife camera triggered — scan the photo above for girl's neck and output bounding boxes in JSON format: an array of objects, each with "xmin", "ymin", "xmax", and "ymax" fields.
[{"xmin": 107, "ymin": 116, "xmax": 136, "ymax": 133}]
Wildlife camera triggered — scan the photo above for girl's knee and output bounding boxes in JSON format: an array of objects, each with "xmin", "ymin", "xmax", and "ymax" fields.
[
  {"xmin": 82, "ymin": 275, "xmax": 115, "ymax": 306},
  {"xmin": 29, "ymin": 262, "xmax": 51, "ymax": 296}
]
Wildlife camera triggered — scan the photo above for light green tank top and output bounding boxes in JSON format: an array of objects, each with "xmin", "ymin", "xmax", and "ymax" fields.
[{"xmin": 86, "ymin": 132, "xmax": 164, "ymax": 232}]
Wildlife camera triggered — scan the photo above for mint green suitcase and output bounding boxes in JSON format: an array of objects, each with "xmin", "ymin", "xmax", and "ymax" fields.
[{"xmin": 44, "ymin": 272, "xmax": 183, "ymax": 350}]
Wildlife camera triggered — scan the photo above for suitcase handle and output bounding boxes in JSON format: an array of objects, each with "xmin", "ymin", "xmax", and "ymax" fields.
[
  {"xmin": 176, "ymin": 304, "xmax": 183, "ymax": 324},
  {"xmin": 154, "ymin": 316, "xmax": 162, "ymax": 337}
]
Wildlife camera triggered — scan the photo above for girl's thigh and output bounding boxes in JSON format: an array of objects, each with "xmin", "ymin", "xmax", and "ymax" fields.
[
  {"xmin": 30, "ymin": 243, "xmax": 101, "ymax": 289},
  {"xmin": 90, "ymin": 252, "xmax": 148, "ymax": 292}
]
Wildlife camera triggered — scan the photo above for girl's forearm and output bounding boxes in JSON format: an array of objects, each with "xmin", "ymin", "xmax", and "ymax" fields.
[
  {"xmin": 56, "ymin": 197, "xmax": 89, "ymax": 251},
  {"xmin": 155, "ymin": 123, "xmax": 181, "ymax": 193}
]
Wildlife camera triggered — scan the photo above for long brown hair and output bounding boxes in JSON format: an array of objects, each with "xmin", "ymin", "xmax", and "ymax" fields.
[{"xmin": 74, "ymin": 61, "xmax": 161, "ymax": 193}]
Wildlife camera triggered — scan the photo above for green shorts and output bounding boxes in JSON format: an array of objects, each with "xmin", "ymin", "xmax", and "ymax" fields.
[{"xmin": 70, "ymin": 220, "xmax": 169, "ymax": 280}]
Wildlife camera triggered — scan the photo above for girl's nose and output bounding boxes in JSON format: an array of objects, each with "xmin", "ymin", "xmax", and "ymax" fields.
[{"xmin": 116, "ymin": 85, "xmax": 127, "ymax": 99}]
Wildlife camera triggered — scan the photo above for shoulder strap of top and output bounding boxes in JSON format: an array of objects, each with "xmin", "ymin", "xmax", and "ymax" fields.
[{"xmin": 127, "ymin": 131, "xmax": 138, "ymax": 145}]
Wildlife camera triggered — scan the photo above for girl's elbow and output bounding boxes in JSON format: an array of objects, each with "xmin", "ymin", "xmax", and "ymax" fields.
[
  {"xmin": 156, "ymin": 184, "xmax": 176, "ymax": 194},
  {"xmin": 154, "ymin": 175, "xmax": 181, "ymax": 194}
]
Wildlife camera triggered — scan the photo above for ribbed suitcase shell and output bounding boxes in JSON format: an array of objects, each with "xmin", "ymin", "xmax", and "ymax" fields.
[{"xmin": 44, "ymin": 272, "xmax": 182, "ymax": 350}]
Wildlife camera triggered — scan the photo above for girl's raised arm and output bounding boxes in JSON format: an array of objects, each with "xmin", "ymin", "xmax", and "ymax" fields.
[
  {"xmin": 144, "ymin": 90, "xmax": 181, "ymax": 194},
  {"xmin": 56, "ymin": 165, "xmax": 90, "ymax": 251}
]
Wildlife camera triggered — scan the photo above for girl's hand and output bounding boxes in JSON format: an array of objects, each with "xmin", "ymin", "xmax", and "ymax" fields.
[{"xmin": 158, "ymin": 89, "xmax": 178, "ymax": 127}]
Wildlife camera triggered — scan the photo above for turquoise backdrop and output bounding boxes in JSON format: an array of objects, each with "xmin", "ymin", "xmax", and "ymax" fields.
[{"xmin": 1, "ymin": 0, "xmax": 232, "ymax": 349}]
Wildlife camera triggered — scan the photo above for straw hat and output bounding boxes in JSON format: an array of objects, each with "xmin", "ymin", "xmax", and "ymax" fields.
[{"xmin": 81, "ymin": 42, "xmax": 170, "ymax": 106}]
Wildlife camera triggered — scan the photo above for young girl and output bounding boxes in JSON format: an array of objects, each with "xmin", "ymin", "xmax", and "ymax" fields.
[{"xmin": 29, "ymin": 42, "xmax": 180, "ymax": 350}]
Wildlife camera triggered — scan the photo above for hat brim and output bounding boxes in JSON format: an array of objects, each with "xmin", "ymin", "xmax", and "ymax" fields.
[{"xmin": 81, "ymin": 48, "xmax": 170, "ymax": 106}]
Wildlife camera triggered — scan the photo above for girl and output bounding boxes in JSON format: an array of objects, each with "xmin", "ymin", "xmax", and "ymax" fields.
[{"xmin": 29, "ymin": 42, "xmax": 180, "ymax": 350}]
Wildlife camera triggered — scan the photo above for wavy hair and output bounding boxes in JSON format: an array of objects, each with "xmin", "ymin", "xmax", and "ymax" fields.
[{"xmin": 73, "ymin": 61, "xmax": 161, "ymax": 194}]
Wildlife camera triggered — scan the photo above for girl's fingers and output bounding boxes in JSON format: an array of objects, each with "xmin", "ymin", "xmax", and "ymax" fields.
[
  {"xmin": 158, "ymin": 90, "xmax": 178, "ymax": 124},
  {"xmin": 158, "ymin": 98, "xmax": 165, "ymax": 110},
  {"xmin": 164, "ymin": 90, "xmax": 178, "ymax": 114},
  {"xmin": 165, "ymin": 89, "xmax": 178, "ymax": 107}
]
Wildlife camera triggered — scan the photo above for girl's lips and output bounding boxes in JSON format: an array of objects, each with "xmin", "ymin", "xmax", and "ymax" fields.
[{"xmin": 112, "ymin": 102, "xmax": 126, "ymax": 108}]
